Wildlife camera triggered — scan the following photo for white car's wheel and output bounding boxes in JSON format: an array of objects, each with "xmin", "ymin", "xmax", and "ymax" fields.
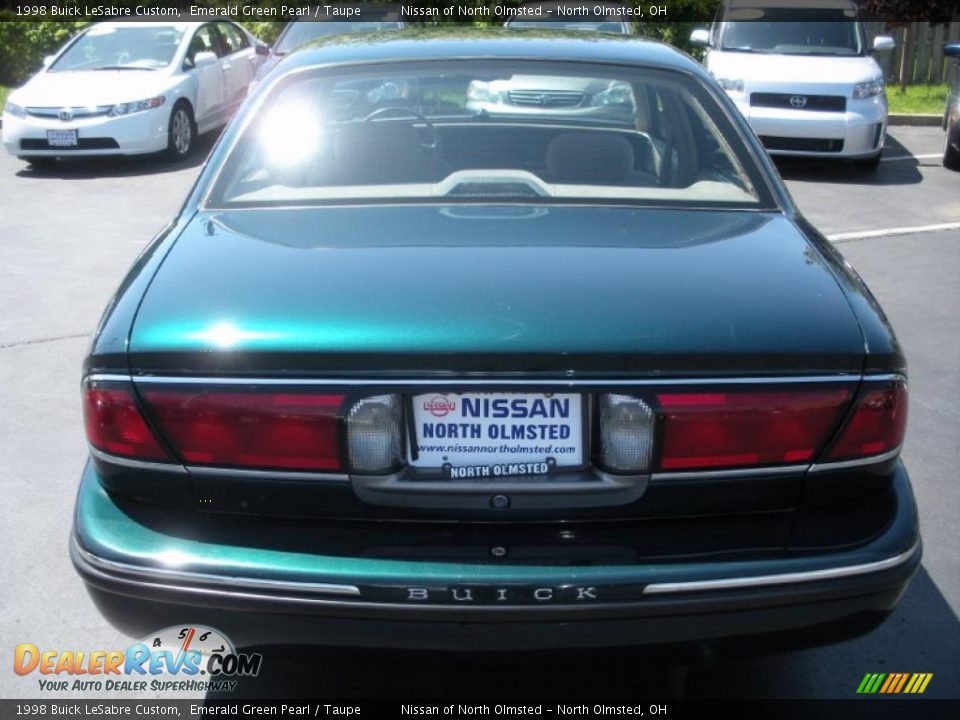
[{"xmin": 165, "ymin": 103, "xmax": 195, "ymax": 161}]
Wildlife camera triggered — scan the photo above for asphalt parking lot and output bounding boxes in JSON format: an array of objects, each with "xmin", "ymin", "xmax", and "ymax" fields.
[{"xmin": 1, "ymin": 126, "xmax": 958, "ymax": 700}]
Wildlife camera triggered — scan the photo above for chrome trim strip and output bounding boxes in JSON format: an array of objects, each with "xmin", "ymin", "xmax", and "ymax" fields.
[
  {"xmin": 75, "ymin": 534, "xmax": 917, "ymax": 602},
  {"xmin": 808, "ymin": 446, "xmax": 902, "ymax": 473},
  {"xmin": 652, "ymin": 464, "xmax": 809, "ymax": 481},
  {"xmin": 189, "ymin": 465, "xmax": 350, "ymax": 483},
  {"xmin": 27, "ymin": 106, "xmax": 110, "ymax": 118},
  {"xmin": 89, "ymin": 447, "xmax": 187, "ymax": 475},
  {"xmin": 86, "ymin": 374, "xmax": 142, "ymax": 383},
  {"xmin": 643, "ymin": 540, "xmax": 920, "ymax": 595},
  {"xmin": 860, "ymin": 373, "xmax": 907, "ymax": 384},
  {"xmin": 72, "ymin": 538, "xmax": 362, "ymax": 597},
  {"xmin": 89, "ymin": 374, "xmax": 865, "ymax": 387}
]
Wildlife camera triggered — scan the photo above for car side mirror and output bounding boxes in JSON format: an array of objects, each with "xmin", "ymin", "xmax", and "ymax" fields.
[
  {"xmin": 690, "ymin": 29, "xmax": 711, "ymax": 47},
  {"xmin": 945, "ymin": 42, "xmax": 960, "ymax": 58},
  {"xmin": 255, "ymin": 42, "xmax": 270, "ymax": 57},
  {"xmin": 42, "ymin": 55, "xmax": 55, "ymax": 68},
  {"xmin": 872, "ymin": 36, "xmax": 896, "ymax": 52},
  {"xmin": 193, "ymin": 50, "xmax": 218, "ymax": 68}
]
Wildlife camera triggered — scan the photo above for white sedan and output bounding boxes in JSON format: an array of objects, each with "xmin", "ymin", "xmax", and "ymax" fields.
[{"xmin": 2, "ymin": 21, "xmax": 264, "ymax": 166}]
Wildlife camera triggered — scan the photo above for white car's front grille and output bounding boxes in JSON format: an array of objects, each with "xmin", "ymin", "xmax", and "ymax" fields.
[
  {"xmin": 26, "ymin": 106, "xmax": 112, "ymax": 120},
  {"xmin": 507, "ymin": 90, "xmax": 585, "ymax": 108},
  {"xmin": 750, "ymin": 93, "xmax": 847, "ymax": 113}
]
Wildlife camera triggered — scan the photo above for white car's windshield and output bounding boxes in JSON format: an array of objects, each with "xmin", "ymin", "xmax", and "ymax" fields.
[
  {"xmin": 50, "ymin": 25, "xmax": 185, "ymax": 72},
  {"xmin": 210, "ymin": 61, "xmax": 764, "ymax": 209},
  {"xmin": 721, "ymin": 15, "xmax": 863, "ymax": 56}
]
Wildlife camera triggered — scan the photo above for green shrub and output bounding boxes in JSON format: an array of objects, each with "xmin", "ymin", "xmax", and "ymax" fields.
[
  {"xmin": 0, "ymin": 16, "xmax": 90, "ymax": 86},
  {"xmin": 238, "ymin": 21, "xmax": 282, "ymax": 45}
]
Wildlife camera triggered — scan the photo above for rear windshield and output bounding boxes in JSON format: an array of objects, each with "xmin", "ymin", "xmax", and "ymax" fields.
[
  {"xmin": 721, "ymin": 12, "xmax": 863, "ymax": 55},
  {"xmin": 208, "ymin": 60, "xmax": 765, "ymax": 209}
]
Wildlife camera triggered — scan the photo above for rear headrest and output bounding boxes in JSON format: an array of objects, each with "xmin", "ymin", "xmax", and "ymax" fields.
[
  {"xmin": 546, "ymin": 133, "xmax": 634, "ymax": 184},
  {"xmin": 334, "ymin": 121, "xmax": 430, "ymax": 184}
]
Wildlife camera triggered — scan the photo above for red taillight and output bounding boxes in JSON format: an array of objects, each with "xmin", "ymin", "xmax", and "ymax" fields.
[
  {"xmin": 142, "ymin": 390, "xmax": 345, "ymax": 471},
  {"xmin": 656, "ymin": 389, "xmax": 852, "ymax": 471},
  {"xmin": 825, "ymin": 382, "xmax": 907, "ymax": 461},
  {"xmin": 83, "ymin": 387, "xmax": 171, "ymax": 461}
]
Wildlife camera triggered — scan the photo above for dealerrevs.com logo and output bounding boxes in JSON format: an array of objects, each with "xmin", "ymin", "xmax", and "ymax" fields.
[{"xmin": 14, "ymin": 625, "xmax": 261, "ymax": 693}]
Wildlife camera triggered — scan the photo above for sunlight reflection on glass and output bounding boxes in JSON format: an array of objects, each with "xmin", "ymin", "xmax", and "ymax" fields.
[{"xmin": 258, "ymin": 98, "xmax": 324, "ymax": 169}]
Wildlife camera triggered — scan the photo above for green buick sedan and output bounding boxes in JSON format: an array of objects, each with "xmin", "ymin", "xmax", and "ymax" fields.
[{"xmin": 73, "ymin": 30, "xmax": 920, "ymax": 653}]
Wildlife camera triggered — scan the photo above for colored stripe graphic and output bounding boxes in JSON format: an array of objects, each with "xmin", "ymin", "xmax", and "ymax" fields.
[
  {"xmin": 893, "ymin": 674, "xmax": 910, "ymax": 693},
  {"xmin": 857, "ymin": 673, "xmax": 932, "ymax": 694},
  {"xmin": 906, "ymin": 673, "xmax": 933, "ymax": 694},
  {"xmin": 856, "ymin": 673, "xmax": 885, "ymax": 693}
]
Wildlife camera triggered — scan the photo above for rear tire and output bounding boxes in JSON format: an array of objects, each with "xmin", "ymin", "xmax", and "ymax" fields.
[
  {"xmin": 944, "ymin": 120, "xmax": 960, "ymax": 171},
  {"xmin": 165, "ymin": 102, "xmax": 195, "ymax": 161}
]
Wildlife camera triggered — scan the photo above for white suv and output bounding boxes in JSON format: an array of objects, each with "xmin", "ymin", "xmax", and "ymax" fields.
[{"xmin": 691, "ymin": 0, "xmax": 895, "ymax": 169}]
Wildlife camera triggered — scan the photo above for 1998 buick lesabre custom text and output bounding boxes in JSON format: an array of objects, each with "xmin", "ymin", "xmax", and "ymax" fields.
[{"xmin": 72, "ymin": 30, "xmax": 920, "ymax": 653}]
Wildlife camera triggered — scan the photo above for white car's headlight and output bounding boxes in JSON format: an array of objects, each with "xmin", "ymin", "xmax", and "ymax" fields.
[
  {"xmin": 466, "ymin": 81, "xmax": 500, "ymax": 104},
  {"xmin": 366, "ymin": 79, "xmax": 411, "ymax": 103},
  {"xmin": 853, "ymin": 77, "xmax": 884, "ymax": 99},
  {"xmin": 716, "ymin": 78, "xmax": 745, "ymax": 93},
  {"xmin": 590, "ymin": 82, "xmax": 634, "ymax": 107},
  {"xmin": 3, "ymin": 100, "xmax": 26, "ymax": 118},
  {"xmin": 108, "ymin": 96, "xmax": 166, "ymax": 117}
]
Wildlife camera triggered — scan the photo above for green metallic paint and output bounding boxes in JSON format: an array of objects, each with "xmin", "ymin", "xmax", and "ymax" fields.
[
  {"xmin": 74, "ymin": 461, "xmax": 918, "ymax": 589},
  {"xmin": 127, "ymin": 207, "xmax": 867, "ymax": 373}
]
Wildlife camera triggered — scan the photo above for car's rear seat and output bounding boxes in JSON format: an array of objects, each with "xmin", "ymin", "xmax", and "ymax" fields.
[{"xmin": 545, "ymin": 132, "xmax": 659, "ymax": 186}]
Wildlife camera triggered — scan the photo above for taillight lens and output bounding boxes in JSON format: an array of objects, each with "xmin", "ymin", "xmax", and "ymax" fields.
[
  {"xmin": 347, "ymin": 394, "xmax": 403, "ymax": 473},
  {"xmin": 825, "ymin": 382, "xmax": 907, "ymax": 461},
  {"xmin": 142, "ymin": 390, "xmax": 344, "ymax": 471},
  {"xmin": 597, "ymin": 394, "xmax": 655, "ymax": 473},
  {"xmin": 656, "ymin": 388, "xmax": 852, "ymax": 471},
  {"xmin": 83, "ymin": 386, "xmax": 170, "ymax": 461}
]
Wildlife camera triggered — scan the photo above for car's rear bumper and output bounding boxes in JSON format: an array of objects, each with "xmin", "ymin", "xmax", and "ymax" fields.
[{"xmin": 72, "ymin": 461, "xmax": 921, "ymax": 651}]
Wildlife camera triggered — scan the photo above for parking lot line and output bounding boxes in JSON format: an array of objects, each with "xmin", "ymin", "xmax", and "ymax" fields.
[
  {"xmin": 880, "ymin": 153, "xmax": 943, "ymax": 163},
  {"xmin": 828, "ymin": 221, "xmax": 960, "ymax": 242}
]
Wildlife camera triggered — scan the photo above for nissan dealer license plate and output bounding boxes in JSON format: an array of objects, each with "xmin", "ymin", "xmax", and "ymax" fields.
[
  {"xmin": 46, "ymin": 129, "xmax": 77, "ymax": 147},
  {"xmin": 409, "ymin": 393, "xmax": 584, "ymax": 478}
]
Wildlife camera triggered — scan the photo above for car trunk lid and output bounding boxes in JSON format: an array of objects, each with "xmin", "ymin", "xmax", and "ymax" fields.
[{"xmin": 128, "ymin": 205, "xmax": 865, "ymax": 375}]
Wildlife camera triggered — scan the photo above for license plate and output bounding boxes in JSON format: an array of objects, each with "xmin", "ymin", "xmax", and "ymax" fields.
[
  {"xmin": 409, "ymin": 392, "xmax": 584, "ymax": 477},
  {"xmin": 46, "ymin": 129, "xmax": 77, "ymax": 147}
]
